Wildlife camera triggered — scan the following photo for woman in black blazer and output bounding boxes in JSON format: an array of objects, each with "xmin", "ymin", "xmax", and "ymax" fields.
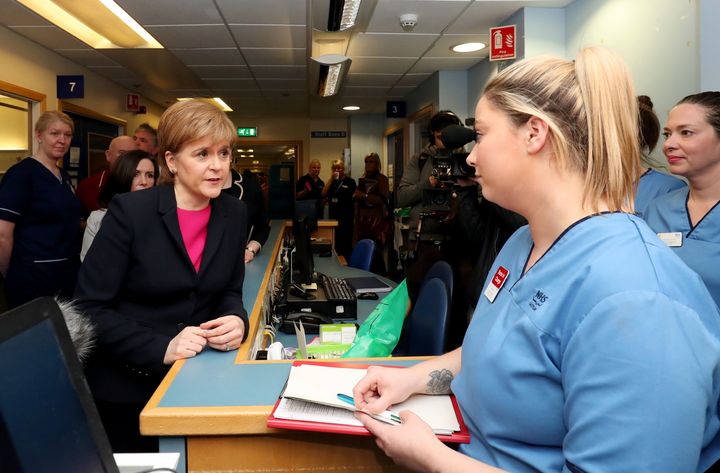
[{"xmin": 75, "ymin": 100, "xmax": 248, "ymax": 452}]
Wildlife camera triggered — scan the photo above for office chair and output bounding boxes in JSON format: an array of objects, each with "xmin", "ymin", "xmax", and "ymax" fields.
[
  {"xmin": 348, "ymin": 239, "xmax": 376, "ymax": 272},
  {"xmin": 422, "ymin": 260, "xmax": 453, "ymax": 302},
  {"xmin": 393, "ymin": 278, "xmax": 449, "ymax": 356}
]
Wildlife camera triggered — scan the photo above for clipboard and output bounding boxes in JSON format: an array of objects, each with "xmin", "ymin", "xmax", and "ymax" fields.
[{"xmin": 267, "ymin": 361, "xmax": 470, "ymax": 444}]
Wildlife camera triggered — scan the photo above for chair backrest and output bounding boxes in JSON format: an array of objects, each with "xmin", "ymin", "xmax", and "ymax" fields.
[
  {"xmin": 402, "ymin": 278, "xmax": 449, "ymax": 356},
  {"xmin": 348, "ymin": 239, "xmax": 375, "ymax": 271},
  {"xmin": 422, "ymin": 260, "xmax": 453, "ymax": 300}
]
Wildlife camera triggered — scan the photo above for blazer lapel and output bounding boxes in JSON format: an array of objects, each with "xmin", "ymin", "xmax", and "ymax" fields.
[
  {"xmin": 198, "ymin": 196, "xmax": 228, "ymax": 275},
  {"xmin": 158, "ymin": 186, "xmax": 196, "ymax": 273}
]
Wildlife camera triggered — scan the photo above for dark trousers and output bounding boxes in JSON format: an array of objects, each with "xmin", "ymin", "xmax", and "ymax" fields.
[{"xmin": 94, "ymin": 398, "xmax": 157, "ymax": 453}]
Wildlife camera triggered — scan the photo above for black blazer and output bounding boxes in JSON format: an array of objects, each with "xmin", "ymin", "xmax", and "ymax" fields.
[{"xmin": 75, "ymin": 185, "xmax": 248, "ymax": 403}]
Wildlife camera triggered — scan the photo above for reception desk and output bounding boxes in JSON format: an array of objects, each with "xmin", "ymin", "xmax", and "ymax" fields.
[{"xmin": 141, "ymin": 221, "xmax": 420, "ymax": 473}]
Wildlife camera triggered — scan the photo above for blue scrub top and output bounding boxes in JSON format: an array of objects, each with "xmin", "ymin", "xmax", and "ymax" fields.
[
  {"xmin": 643, "ymin": 187, "xmax": 720, "ymax": 309},
  {"xmin": 0, "ymin": 157, "xmax": 81, "ymax": 306},
  {"xmin": 634, "ymin": 168, "xmax": 686, "ymax": 218},
  {"xmin": 452, "ymin": 212, "xmax": 720, "ymax": 472}
]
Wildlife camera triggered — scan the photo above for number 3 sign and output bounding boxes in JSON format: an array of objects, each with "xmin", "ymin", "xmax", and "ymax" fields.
[{"xmin": 57, "ymin": 75, "xmax": 85, "ymax": 99}]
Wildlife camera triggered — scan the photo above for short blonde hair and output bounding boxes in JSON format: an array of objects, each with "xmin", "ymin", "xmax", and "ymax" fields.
[
  {"xmin": 483, "ymin": 47, "xmax": 640, "ymax": 213},
  {"xmin": 35, "ymin": 111, "xmax": 74, "ymax": 134},
  {"xmin": 157, "ymin": 100, "xmax": 236, "ymax": 181},
  {"xmin": 331, "ymin": 159, "xmax": 345, "ymax": 169}
]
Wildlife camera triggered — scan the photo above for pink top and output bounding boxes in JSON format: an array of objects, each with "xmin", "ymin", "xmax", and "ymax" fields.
[{"xmin": 177, "ymin": 206, "xmax": 211, "ymax": 272}]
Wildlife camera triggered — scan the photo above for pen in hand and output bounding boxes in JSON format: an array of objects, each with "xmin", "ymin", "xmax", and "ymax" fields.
[{"xmin": 337, "ymin": 393, "xmax": 402, "ymax": 425}]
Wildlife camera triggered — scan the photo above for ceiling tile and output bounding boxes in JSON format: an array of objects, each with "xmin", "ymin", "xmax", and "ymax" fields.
[
  {"xmin": 170, "ymin": 48, "xmax": 246, "ymax": 66},
  {"xmin": 349, "ymin": 57, "xmax": 418, "ymax": 74},
  {"xmin": 0, "ymin": 0, "xmax": 52, "ymax": 26},
  {"xmin": 345, "ymin": 74, "xmax": 402, "ymax": 87},
  {"xmin": 116, "ymin": 0, "xmax": 223, "ymax": 25},
  {"xmin": 347, "ymin": 33, "xmax": 438, "ymax": 57},
  {"xmin": 427, "ymin": 34, "xmax": 490, "ymax": 57},
  {"xmin": 202, "ymin": 78, "xmax": 259, "ymax": 90},
  {"xmin": 342, "ymin": 86, "xmax": 392, "ymax": 97},
  {"xmin": 410, "ymin": 56, "xmax": 483, "ymax": 73},
  {"xmin": 366, "ymin": 0, "xmax": 471, "ymax": 34},
  {"xmin": 56, "ymin": 49, "xmax": 121, "ymax": 67},
  {"xmin": 396, "ymin": 73, "xmax": 432, "ymax": 87},
  {"xmin": 242, "ymin": 48, "xmax": 307, "ymax": 66},
  {"xmin": 9, "ymin": 26, "xmax": 91, "ymax": 50},
  {"xmin": 259, "ymin": 79, "xmax": 306, "ymax": 91},
  {"xmin": 145, "ymin": 25, "xmax": 235, "ymax": 49},
  {"xmin": 250, "ymin": 65, "xmax": 307, "ymax": 79},
  {"xmin": 216, "ymin": 0, "xmax": 306, "ymax": 25},
  {"xmin": 229, "ymin": 25, "xmax": 306, "ymax": 48},
  {"xmin": 189, "ymin": 65, "xmax": 251, "ymax": 79}
]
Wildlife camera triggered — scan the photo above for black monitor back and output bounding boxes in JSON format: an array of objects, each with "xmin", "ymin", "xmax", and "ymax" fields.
[
  {"xmin": 0, "ymin": 297, "xmax": 119, "ymax": 473},
  {"xmin": 294, "ymin": 199, "xmax": 319, "ymax": 233},
  {"xmin": 291, "ymin": 215, "xmax": 316, "ymax": 286}
]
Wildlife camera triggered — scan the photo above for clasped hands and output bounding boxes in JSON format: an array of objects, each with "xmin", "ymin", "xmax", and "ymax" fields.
[{"xmin": 163, "ymin": 315, "xmax": 245, "ymax": 365}]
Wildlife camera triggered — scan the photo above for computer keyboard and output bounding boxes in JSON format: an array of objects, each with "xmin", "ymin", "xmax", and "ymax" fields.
[{"xmin": 319, "ymin": 273, "xmax": 357, "ymax": 303}]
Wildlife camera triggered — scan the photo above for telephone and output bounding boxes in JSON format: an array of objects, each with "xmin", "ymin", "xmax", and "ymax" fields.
[{"xmin": 280, "ymin": 311, "xmax": 333, "ymax": 334}]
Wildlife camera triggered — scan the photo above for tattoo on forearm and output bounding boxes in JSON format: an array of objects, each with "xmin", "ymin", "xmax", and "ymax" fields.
[{"xmin": 427, "ymin": 369, "xmax": 453, "ymax": 394}]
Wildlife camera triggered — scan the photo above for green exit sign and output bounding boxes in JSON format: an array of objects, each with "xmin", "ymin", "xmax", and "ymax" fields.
[{"xmin": 237, "ymin": 127, "xmax": 257, "ymax": 137}]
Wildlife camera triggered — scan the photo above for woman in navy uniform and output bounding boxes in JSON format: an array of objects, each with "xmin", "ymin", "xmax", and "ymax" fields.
[{"xmin": 0, "ymin": 111, "xmax": 81, "ymax": 309}]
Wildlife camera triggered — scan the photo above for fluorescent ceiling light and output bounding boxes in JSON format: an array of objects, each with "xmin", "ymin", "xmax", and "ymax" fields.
[
  {"xmin": 327, "ymin": 0, "xmax": 362, "ymax": 31},
  {"xmin": 311, "ymin": 54, "xmax": 352, "ymax": 97},
  {"xmin": 18, "ymin": 0, "xmax": 163, "ymax": 49},
  {"xmin": 343, "ymin": 105, "xmax": 360, "ymax": 111},
  {"xmin": 451, "ymin": 42, "xmax": 486, "ymax": 53},
  {"xmin": 176, "ymin": 97, "xmax": 233, "ymax": 112}
]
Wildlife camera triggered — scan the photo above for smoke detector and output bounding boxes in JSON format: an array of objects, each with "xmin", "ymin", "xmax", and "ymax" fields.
[{"xmin": 400, "ymin": 13, "xmax": 418, "ymax": 32}]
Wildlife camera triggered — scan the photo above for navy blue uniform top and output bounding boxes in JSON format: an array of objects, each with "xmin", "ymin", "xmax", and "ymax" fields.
[{"xmin": 0, "ymin": 157, "xmax": 81, "ymax": 306}]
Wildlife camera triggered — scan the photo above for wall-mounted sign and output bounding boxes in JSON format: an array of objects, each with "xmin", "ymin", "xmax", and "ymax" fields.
[
  {"xmin": 238, "ymin": 127, "xmax": 257, "ymax": 137},
  {"xmin": 57, "ymin": 75, "xmax": 84, "ymax": 99},
  {"xmin": 489, "ymin": 25, "xmax": 516, "ymax": 61},
  {"xmin": 311, "ymin": 131, "xmax": 347, "ymax": 138},
  {"xmin": 126, "ymin": 93, "xmax": 140, "ymax": 112},
  {"xmin": 386, "ymin": 101, "xmax": 406, "ymax": 118}
]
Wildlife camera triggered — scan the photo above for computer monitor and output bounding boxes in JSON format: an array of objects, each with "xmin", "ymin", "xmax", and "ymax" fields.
[
  {"xmin": 294, "ymin": 199, "xmax": 319, "ymax": 233},
  {"xmin": 291, "ymin": 215, "xmax": 316, "ymax": 287},
  {"xmin": 0, "ymin": 298, "xmax": 119, "ymax": 473}
]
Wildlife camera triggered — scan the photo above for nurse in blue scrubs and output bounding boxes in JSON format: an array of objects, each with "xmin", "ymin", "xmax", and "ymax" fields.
[
  {"xmin": 351, "ymin": 49, "xmax": 720, "ymax": 473},
  {"xmin": 634, "ymin": 95, "xmax": 686, "ymax": 218},
  {"xmin": 644, "ymin": 92, "xmax": 720, "ymax": 308},
  {"xmin": 0, "ymin": 111, "xmax": 81, "ymax": 308}
]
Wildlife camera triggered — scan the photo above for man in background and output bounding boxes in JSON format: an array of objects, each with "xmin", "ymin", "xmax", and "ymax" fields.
[
  {"xmin": 133, "ymin": 123, "xmax": 158, "ymax": 157},
  {"xmin": 76, "ymin": 135, "xmax": 135, "ymax": 217}
]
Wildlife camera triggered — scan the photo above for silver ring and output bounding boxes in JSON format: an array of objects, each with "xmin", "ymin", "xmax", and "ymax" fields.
[{"xmin": 225, "ymin": 343, "xmax": 230, "ymax": 352}]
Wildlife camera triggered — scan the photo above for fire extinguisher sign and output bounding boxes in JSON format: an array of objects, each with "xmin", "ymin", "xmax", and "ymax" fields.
[{"xmin": 489, "ymin": 25, "xmax": 516, "ymax": 61}]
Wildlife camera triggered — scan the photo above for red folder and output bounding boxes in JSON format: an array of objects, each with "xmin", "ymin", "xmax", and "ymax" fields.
[{"xmin": 267, "ymin": 360, "xmax": 470, "ymax": 444}]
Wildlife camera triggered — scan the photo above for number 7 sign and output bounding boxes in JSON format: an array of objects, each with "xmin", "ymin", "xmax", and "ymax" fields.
[{"xmin": 57, "ymin": 75, "xmax": 84, "ymax": 99}]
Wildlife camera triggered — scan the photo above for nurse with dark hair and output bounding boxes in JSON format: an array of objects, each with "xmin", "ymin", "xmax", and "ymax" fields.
[
  {"xmin": 644, "ymin": 91, "xmax": 720, "ymax": 308},
  {"xmin": 634, "ymin": 95, "xmax": 686, "ymax": 218},
  {"xmin": 0, "ymin": 111, "xmax": 81, "ymax": 308}
]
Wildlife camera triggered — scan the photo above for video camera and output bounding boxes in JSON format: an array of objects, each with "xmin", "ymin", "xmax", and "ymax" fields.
[{"xmin": 421, "ymin": 125, "xmax": 477, "ymax": 213}]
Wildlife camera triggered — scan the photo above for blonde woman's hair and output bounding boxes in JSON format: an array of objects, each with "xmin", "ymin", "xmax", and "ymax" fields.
[
  {"xmin": 157, "ymin": 100, "xmax": 236, "ymax": 182},
  {"xmin": 483, "ymin": 46, "xmax": 640, "ymax": 213},
  {"xmin": 331, "ymin": 159, "xmax": 345, "ymax": 169},
  {"xmin": 35, "ymin": 111, "xmax": 74, "ymax": 134},
  {"xmin": 364, "ymin": 152, "xmax": 381, "ymax": 172}
]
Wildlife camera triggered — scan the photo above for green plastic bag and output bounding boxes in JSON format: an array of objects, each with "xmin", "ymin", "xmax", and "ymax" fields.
[{"xmin": 341, "ymin": 279, "xmax": 408, "ymax": 358}]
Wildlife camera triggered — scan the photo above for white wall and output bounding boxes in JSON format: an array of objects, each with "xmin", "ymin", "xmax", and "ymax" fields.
[
  {"xmin": 700, "ymin": 0, "xmax": 720, "ymax": 91},
  {"xmin": 524, "ymin": 8, "xmax": 566, "ymax": 58},
  {"xmin": 349, "ymin": 114, "xmax": 386, "ymax": 179}
]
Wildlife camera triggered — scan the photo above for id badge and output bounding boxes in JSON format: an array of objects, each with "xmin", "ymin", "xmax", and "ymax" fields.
[
  {"xmin": 484, "ymin": 266, "xmax": 509, "ymax": 303},
  {"xmin": 331, "ymin": 197, "xmax": 338, "ymax": 203},
  {"xmin": 657, "ymin": 232, "xmax": 683, "ymax": 247}
]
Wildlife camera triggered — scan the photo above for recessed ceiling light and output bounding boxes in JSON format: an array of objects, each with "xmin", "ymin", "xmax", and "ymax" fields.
[
  {"xmin": 451, "ymin": 42, "xmax": 486, "ymax": 53},
  {"xmin": 343, "ymin": 105, "xmax": 360, "ymax": 111}
]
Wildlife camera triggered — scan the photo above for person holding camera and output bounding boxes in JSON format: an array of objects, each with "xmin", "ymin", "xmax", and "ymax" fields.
[{"xmin": 396, "ymin": 111, "xmax": 463, "ymax": 302}]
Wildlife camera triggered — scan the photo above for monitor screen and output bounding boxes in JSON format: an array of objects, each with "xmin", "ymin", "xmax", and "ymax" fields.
[
  {"xmin": 294, "ymin": 199, "xmax": 319, "ymax": 233},
  {"xmin": 0, "ymin": 298, "xmax": 118, "ymax": 473},
  {"xmin": 291, "ymin": 215, "xmax": 316, "ymax": 286}
]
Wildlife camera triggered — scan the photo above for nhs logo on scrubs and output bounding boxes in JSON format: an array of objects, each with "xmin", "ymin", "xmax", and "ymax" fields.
[{"xmin": 528, "ymin": 290, "xmax": 548, "ymax": 311}]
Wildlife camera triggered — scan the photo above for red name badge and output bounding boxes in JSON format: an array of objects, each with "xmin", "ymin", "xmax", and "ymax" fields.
[{"xmin": 484, "ymin": 266, "xmax": 509, "ymax": 303}]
